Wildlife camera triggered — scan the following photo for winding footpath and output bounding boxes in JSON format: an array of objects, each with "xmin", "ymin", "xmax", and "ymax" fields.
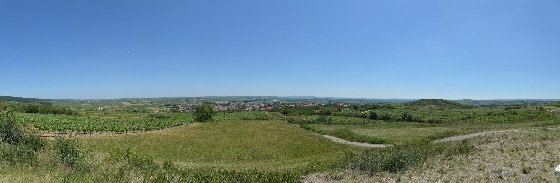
[
  {"xmin": 322, "ymin": 129, "xmax": 523, "ymax": 148},
  {"xmin": 431, "ymin": 130, "xmax": 520, "ymax": 143}
]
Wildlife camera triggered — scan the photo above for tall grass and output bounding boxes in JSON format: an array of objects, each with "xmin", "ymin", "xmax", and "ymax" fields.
[
  {"xmin": 329, "ymin": 128, "xmax": 386, "ymax": 144},
  {"xmin": 107, "ymin": 149, "xmax": 300, "ymax": 182},
  {"xmin": 341, "ymin": 139, "xmax": 474, "ymax": 175},
  {"xmin": 291, "ymin": 117, "xmax": 386, "ymax": 144},
  {"xmin": 82, "ymin": 120, "xmax": 350, "ymax": 171}
]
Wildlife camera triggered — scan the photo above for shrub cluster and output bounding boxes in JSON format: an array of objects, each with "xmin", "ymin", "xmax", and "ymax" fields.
[
  {"xmin": 0, "ymin": 102, "xmax": 46, "ymax": 165},
  {"xmin": 54, "ymin": 138, "xmax": 91, "ymax": 171},
  {"xmin": 342, "ymin": 139, "xmax": 474, "ymax": 175},
  {"xmin": 16, "ymin": 104, "xmax": 75, "ymax": 115}
]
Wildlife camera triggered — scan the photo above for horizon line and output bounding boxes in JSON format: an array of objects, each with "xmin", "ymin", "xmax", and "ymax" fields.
[{"xmin": 2, "ymin": 95, "xmax": 559, "ymax": 101}]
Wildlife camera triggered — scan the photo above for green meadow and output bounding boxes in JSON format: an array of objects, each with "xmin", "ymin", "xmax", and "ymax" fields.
[{"xmin": 82, "ymin": 120, "xmax": 351, "ymax": 170}]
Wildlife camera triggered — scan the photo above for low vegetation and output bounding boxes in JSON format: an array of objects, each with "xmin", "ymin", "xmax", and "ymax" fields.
[
  {"xmin": 313, "ymin": 128, "xmax": 560, "ymax": 182},
  {"xmin": 342, "ymin": 139, "xmax": 474, "ymax": 175},
  {"xmin": 16, "ymin": 113, "xmax": 192, "ymax": 134},
  {"xmin": 82, "ymin": 120, "xmax": 349, "ymax": 171},
  {"xmin": 194, "ymin": 104, "xmax": 215, "ymax": 122},
  {"xmin": 404, "ymin": 99, "xmax": 470, "ymax": 109},
  {"xmin": 14, "ymin": 110, "xmax": 273, "ymax": 134},
  {"xmin": 1, "ymin": 98, "xmax": 559, "ymax": 182},
  {"xmin": 1, "ymin": 112, "xmax": 350, "ymax": 182},
  {"xmin": 15, "ymin": 104, "xmax": 75, "ymax": 116}
]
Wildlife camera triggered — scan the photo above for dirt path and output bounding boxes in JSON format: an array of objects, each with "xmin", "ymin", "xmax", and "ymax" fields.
[
  {"xmin": 432, "ymin": 130, "xmax": 520, "ymax": 143},
  {"xmin": 39, "ymin": 123, "xmax": 200, "ymax": 138},
  {"xmin": 322, "ymin": 135, "xmax": 392, "ymax": 148},
  {"xmin": 275, "ymin": 113, "xmax": 392, "ymax": 148},
  {"xmin": 323, "ymin": 130, "xmax": 521, "ymax": 147}
]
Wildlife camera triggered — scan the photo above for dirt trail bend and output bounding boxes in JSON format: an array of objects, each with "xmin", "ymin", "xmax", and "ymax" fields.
[
  {"xmin": 322, "ymin": 135, "xmax": 392, "ymax": 148},
  {"xmin": 432, "ymin": 130, "xmax": 520, "ymax": 143}
]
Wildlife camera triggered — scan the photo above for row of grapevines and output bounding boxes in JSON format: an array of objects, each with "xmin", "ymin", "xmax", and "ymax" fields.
[{"xmin": 15, "ymin": 113, "xmax": 193, "ymax": 133}]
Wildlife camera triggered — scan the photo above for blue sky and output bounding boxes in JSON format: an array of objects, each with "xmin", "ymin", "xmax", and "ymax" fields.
[{"xmin": 1, "ymin": 0, "xmax": 559, "ymax": 99}]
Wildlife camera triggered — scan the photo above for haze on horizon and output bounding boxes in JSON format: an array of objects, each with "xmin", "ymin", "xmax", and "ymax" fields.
[{"xmin": 1, "ymin": 1, "xmax": 559, "ymax": 100}]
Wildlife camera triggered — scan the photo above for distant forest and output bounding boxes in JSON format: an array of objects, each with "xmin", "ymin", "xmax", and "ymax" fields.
[{"xmin": 0, "ymin": 96, "xmax": 52, "ymax": 105}]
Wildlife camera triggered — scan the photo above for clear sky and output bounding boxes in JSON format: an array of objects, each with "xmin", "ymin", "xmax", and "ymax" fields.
[{"xmin": 1, "ymin": 0, "xmax": 559, "ymax": 99}]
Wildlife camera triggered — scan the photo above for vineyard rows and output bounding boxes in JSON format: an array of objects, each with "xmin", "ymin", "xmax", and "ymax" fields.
[{"xmin": 15, "ymin": 111, "xmax": 274, "ymax": 133}]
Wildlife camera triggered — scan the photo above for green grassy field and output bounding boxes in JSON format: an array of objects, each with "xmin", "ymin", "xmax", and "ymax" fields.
[
  {"xmin": 15, "ymin": 111, "xmax": 275, "ymax": 133},
  {"xmin": 0, "ymin": 120, "xmax": 356, "ymax": 182},
  {"xmin": 82, "ymin": 120, "xmax": 354, "ymax": 170},
  {"xmin": 2, "ymin": 99, "xmax": 560, "ymax": 182},
  {"xmin": 310, "ymin": 123, "xmax": 447, "ymax": 144}
]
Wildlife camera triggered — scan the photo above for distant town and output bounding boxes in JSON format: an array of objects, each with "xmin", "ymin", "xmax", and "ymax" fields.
[{"xmin": 2, "ymin": 96, "xmax": 557, "ymax": 113}]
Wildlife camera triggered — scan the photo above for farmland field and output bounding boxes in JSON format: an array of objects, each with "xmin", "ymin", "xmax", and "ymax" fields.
[
  {"xmin": 82, "ymin": 120, "xmax": 351, "ymax": 170},
  {"xmin": 14, "ymin": 110, "xmax": 274, "ymax": 133},
  {"xmin": 16, "ymin": 112, "xmax": 192, "ymax": 133},
  {"xmin": 0, "ymin": 98, "xmax": 560, "ymax": 182}
]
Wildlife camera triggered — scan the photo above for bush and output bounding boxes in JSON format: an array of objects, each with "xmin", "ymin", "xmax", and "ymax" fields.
[
  {"xmin": 0, "ymin": 118, "xmax": 26, "ymax": 145},
  {"xmin": 0, "ymin": 102, "xmax": 46, "ymax": 165},
  {"xmin": 1, "ymin": 144, "xmax": 39, "ymax": 165},
  {"xmin": 22, "ymin": 134, "xmax": 46, "ymax": 152},
  {"xmin": 378, "ymin": 113, "xmax": 393, "ymax": 121},
  {"xmin": 123, "ymin": 147, "xmax": 159, "ymax": 171},
  {"xmin": 54, "ymin": 138, "xmax": 90, "ymax": 171},
  {"xmin": 318, "ymin": 109, "xmax": 332, "ymax": 116},
  {"xmin": 368, "ymin": 112, "xmax": 378, "ymax": 120},
  {"xmin": 281, "ymin": 107, "xmax": 316, "ymax": 116},
  {"xmin": 16, "ymin": 104, "xmax": 75, "ymax": 115},
  {"xmin": 0, "ymin": 102, "xmax": 25, "ymax": 145},
  {"xmin": 194, "ymin": 104, "xmax": 216, "ymax": 122}
]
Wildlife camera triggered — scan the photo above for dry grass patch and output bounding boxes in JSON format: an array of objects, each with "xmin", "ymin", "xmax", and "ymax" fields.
[{"xmin": 310, "ymin": 127, "xmax": 560, "ymax": 182}]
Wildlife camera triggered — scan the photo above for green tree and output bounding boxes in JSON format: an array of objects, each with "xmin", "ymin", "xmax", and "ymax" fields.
[
  {"xmin": 194, "ymin": 104, "xmax": 215, "ymax": 122},
  {"xmin": 368, "ymin": 111, "xmax": 378, "ymax": 120},
  {"xmin": 401, "ymin": 112, "xmax": 414, "ymax": 122}
]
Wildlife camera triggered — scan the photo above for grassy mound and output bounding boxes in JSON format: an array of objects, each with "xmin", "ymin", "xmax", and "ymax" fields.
[{"xmin": 82, "ymin": 120, "xmax": 353, "ymax": 170}]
